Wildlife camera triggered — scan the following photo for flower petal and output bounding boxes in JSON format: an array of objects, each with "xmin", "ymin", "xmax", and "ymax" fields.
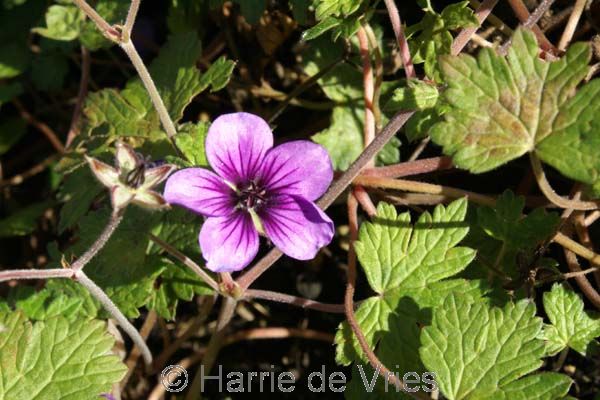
[
  {"xmin": 199, "ymin": 212, "xmax": 259, "ymax": 273},
  {"xmin": 205, "ymin": 112, "xmax": 273, "ymax": 184},
  {"xmin": 260, "ymin": 141, "xmax": 333, "ymax": 201},
  {"xmin": 163, "ymin": 168, "xmax": 235, "ymax": 217},
  {"xmin": 260, "ymin": 195, "xmax": 334, "ymax": 261}
]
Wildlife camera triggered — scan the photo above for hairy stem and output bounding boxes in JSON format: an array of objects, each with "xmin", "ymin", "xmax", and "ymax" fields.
[
  {"xmin": 361, "ymin": 156, "xmax": 453, "ymax": 178},
  {"xmin": 76, "ymin": 270, "xmax": 153, "ymax": 365},
  {"xmin": 364, "ymin": 24, "xmax": 383, "ymax": 130},
  {"xmin": 0, "ymin": 268, "xmax": 73, "ymax": 283},
  {"xmin": 563, "ymin": 245, "xmax": 600, "ymax": 309},
  {"xmin": 71, "ymin": 212, "xmax": 124, "ymax": 272},
  {"xmin": 149, "ymin": 234, "xmax": 220, "ymax": 292},
  {"xmin": 123, "ymin": 0, "xmax": 141, "ymax": 39},
  {"xmin": 383, "ymin": 0, "xmax": 415, "ymax": 78},
  {"xmin": 557, "ymin": 0, "xmax": 586, "ymax": 50},
  {"xmin": 72, "ymin": 0, "xmax": 115, "ymax": 37},
  {"xmin": 244, "ymin": 289, "xmax": 347, "ymax": 313},
  {"xmin": 530, "ymin": 154, "xmax": 600, "ymax": 210},
  {"xmin": 120, "ymin": 41, "xmax": 179, "ymax": 142},
  {"xmin": 452, "ymin": 0, "xmax": 500, "ymax": 55},
  {"xmin": 357, "ymin": 25, "xmax": 376, "ymax": 167}
]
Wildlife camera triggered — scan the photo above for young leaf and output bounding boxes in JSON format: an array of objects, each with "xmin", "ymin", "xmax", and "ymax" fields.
[
  {"xmin": 420, "ymin": 294, "xmax": 572, "ymax": 400},
  {"xmin": 314, "ymin": 0, "xmax": 363, "ymax": 20},
  {"xmin": 384, "ymin": 79, "xmax": 439, "ymax": 112},
  {"xmin": 430, "ymin": 28, "xmax": 600, "ymax": 190},
  {"xmin": 32, "ymin": 5, "xmax": 84, "ymax": 41},
  {"xmin": 542, "ymin": 283, "xmax": 600, "ymax": 356},
  {"xmin": 198, "ymin": 56, "xmax": 236, "ymax": 93},
  {"xmin": 0, "ymin": 312, "xmax": 126, "ymax": 399},
  {"xmin": 335, "ymin": 199, "xmax": 485, "ymax": 365}
]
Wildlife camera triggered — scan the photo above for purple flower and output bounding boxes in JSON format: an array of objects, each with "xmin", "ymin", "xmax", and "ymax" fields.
[{"xmin": 164, "ymin": 112, "xmax": 334, "ymax": 273}]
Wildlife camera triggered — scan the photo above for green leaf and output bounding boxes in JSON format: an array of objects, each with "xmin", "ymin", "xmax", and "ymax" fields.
[
  {"xmin": 0, "ymin": 116, "xmax": 26, "ymax": 155},
  {"xmin": 335, "ymin": 199, "xmax": 484, "ymax": 365},
  {"xmin": 429, "ymin": 28, "xmax": 600, "ymax": 186},
  {"xmin": 173, "ymin": 121, "xmax": 209, "ymax": 167},
  {"xmin": 58, "ymin": 166, "xmax": 103, "ymax": 233},
  {"xmin": 0, "ymin": 201, "xmax": 53, "ymax": 238},
  {"xmin": 420, "ymin": 294, "xmax": 572, "ymax": 400},
  {"xmin": 407, "ymin": 1, "xmax": 476, "ymax": 81},
  {"xmin": 542, "ymin": 283, "xmax": 600, "ymax": 356},
  {"xmin": 301, "ymin": 16, "xmax": 342, "ymax": 41},
  {"xmin": 32, "ymin": 5, "xmax": 84, "ymax": 41},
  {"xmin": 147, "ymin": 257, "xmax": 213, "ymax": 320},
  {"xmin": 314, "ymin": 0, "xmax": 362, "ymax": 20},
  {"xmin": 304, "ymin": 37, "xmax": 400, "ymax": 170},
  {"xmin": 198, "ymin": 55, "xmax": 236, "ymax": 93},
  {"xmin": 384, "ymin": 79, "xmax": 440, "ymax": 112},
  {"xmin": 0, "ymin": 312, "xmax": 127, "ymax": 399},
  {"xmin": 466, "ymin": 190, "xmax": 559, "ymax": 280},
  {"xmin": 66, "ymin": 207, "xmax": 162, "ymax": 318},
  {"xmin": 12, "ymin": 287, "xmax": 86, "ymax": 322}
]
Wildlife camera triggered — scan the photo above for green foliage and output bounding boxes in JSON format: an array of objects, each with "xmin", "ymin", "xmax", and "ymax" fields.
[
  {"xmin": 542, "ymin": 283, "xmax": 600, "ymax": 356},
  {"xmin": 406, "ymin": 1, "xmax": 478, "ymax": 81},
  {"xmin": 304, "ymin": 37, "xmax": 401, "ymax": 170},
  {"xmin": 465, "ymin": 190, "xmax": 559, "ymax": 281},
  {"xmin": 0, "ymin": 201, "xmax": 54, "ymax": 238},
  {"xmin": 384, "ymin": 79, "xmax": 440, "ymax": 112},
  {"xmin": 431, "ymin": 28, "xmax": 600, "ymax": 192},
  {"xmin": 0, "ymin": 312, "xmax": 127, "ymax": 399},
  {"xmin": 302, "ymin": 0, "xmax": 365, "ymax": 40},
  {"xmin": 335, "ymin": 199, "xmax": 485, "ymax": 365},
  {"xmin": 421, "ymin": 294, "xmax": 572, "ymax": 400},
  {"xmin": 32, "ymin": 5, "xmax": 84, "ymax": 41}
]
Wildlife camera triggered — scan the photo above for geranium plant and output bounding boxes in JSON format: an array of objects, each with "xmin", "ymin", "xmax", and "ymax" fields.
[{"xmin": 1, "ymin": 0, "xmax": 599, "ymax": 399}]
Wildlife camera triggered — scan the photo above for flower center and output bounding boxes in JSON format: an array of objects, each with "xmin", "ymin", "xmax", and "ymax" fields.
[{"xmin": 238, "ymin": 181, "xmax": 267, "ymax": 210}]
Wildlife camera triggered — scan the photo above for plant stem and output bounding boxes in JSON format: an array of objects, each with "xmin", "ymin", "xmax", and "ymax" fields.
[
  {"xmin": 529, "ymin": 154, "xmax": 600, "ymax": 210},
  {"xmin": 120, "ymin": 41, "xmax": 180, "ymax": 145},
  {"xmin": 452, "ymin": 0, "xmax": 499, "ymax": 55},
  {"xmin": 148, "ymin": 234, "xmax": 220, "ymax": 292},
  {"xmin": 71, "ymin": 212, "xmax": 124, "ymax": 272},
  {"xmin": 185, "ymin": 297, "xmax": 237, "ymax": 400},
  {"xmin": 72, "ymin": 0, "xmax": 115, "ymax": 37},
  {"xmin": 123, "ymin": 0, "xmax": 141, "ymax": 40},
  {"xmin": 383, "ymin": 0, "xmax": 415, "ymax": 78},
  {"xmin": 0, "ymin": 268, "xmax": 73, "ymax": 283},
  {"xmin": 353, "ymin": 185, "xmax": 378, "ymax": 217},
  {"xmin": 557, "ymin": 0, "xmax": 586, "ymax": 50},
  {"xmin": 361, "ymin": 156, "xmax": 453, "ymax": 178},
  {"xmin": 364, "ymin": 24, "xmax": 383, "ymax": 130},
  {"xmin": 563, "ymin": 245, "xmax": 600, "ymax": 309},
  {"xmin": 223, "ymin": 327, "xmax": 334, "ymax": 345},
  {"xmin": 244, "ymin": 289, "xmax": 347, "ymax": 313},
  {"xmin": 354, "ymin": 175, "xmax": 497, "ymax": 206},
  {"xmin": 357, "ymin": 25, "xmax": 376, "ymax": 168},
  {"xmin": 236, "ymin": 110, "xmax": 415, "ymax": 290},
  {"xmin": 75, "ymin": 270, "xmax": 153, "ymax": 365}
]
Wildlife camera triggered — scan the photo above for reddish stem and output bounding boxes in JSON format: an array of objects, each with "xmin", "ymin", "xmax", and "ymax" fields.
[{"xmin": 384, "ymin": 0, "xmax": 415, "ymax": 78}]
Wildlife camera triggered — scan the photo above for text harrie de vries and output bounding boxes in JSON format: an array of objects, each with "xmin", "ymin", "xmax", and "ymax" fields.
[{"xmin": 198, "ymin": 365, "xmax": 437, "ymax": 393}]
